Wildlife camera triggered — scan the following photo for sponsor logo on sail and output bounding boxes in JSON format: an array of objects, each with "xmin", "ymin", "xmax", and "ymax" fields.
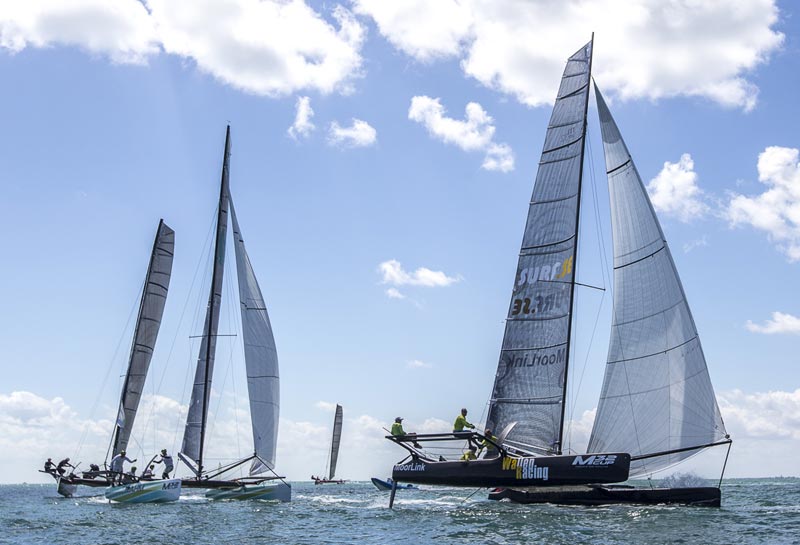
[
  {"xmin": 517, "ymin": 255, "xmax": 573, "ymax": 287},
  {"xmin": 510, "ymin": 347, "xmax": 565, "ymax": 368},
  {"xmin": 394, "ymin": 462, "xmax": 426, "ymax": 472},
  {"xmin": 572, "ymin": 455, "xmax": 617, "ymax": 466}
]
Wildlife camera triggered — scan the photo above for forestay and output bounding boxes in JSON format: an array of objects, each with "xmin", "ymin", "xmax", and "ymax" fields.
[
  {"xmin": 181, "ymin": 128, "xmax": 231, "ymax": 469},
  {"xmin": 112, "ymin": 220, "xmax": 175, "ymax": 456},
  {"xmin": 328, "ymin": 405, "xmax": 343, "ymax": 480},
  {"xmin": 588, "ymin": 85, "xmax": 728, "ymax": 476},
  {"xmin": 486, "ymin": 40, "xmax": 593, "ymax": 454},
  {"xmin": 229, "ymin": 197, "xmax": 280, "ymax": 475}
]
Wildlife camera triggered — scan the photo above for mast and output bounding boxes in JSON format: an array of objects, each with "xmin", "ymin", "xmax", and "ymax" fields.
[
  {"xmin": 181, "ymin": 126, "xmax": 231, "ymax": 475},
  {"xmin": 557, "ymin": 33, "xmax": 594, "ymax": 454},
  {"xmin": 486, "ymin": 39, "xmax": 594, "ymax": 455},
  {"xmin": 110, "ymin": 219, "xmax": 175, "ymax": 458}
]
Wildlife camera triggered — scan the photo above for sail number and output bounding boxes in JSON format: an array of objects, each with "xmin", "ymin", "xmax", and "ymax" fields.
[{"xmin": 511, "ymin": 293, "xmax": 565, "ymax": 316}]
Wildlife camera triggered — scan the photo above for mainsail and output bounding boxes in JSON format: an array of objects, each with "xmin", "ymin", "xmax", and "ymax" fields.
[
  {"xmin": 112, "ymin": 220, "xmax": 175, "ymax": 456},
  {"xmin": 181, "ymin": 127, "xmax": 231, "ymax": 471},
  {"xmin": 487, "ymin": 39, "xmax": 594, "ymax": 454},
  {"xmin": 229, "ymin": 197, "xmax": 280, "ymax": 475},
  {"xmin": 328, "ymin": 405, "xmax": 343, "ymax": 480},
  {"xmin": 588, "ymin": 85, "xmax": 728, "ymax": 475}
]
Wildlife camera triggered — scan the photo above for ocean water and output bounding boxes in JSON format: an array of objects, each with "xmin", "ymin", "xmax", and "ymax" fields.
[{"xmin": 2, "ymin": 479, "xmax": 798, "ymax": 544}]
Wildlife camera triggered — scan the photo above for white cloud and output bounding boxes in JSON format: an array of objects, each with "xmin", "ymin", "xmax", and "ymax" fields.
[
  {"xmin": 406, "ymin": 359, "xmax": 431, "ymax": 369},
  {"xmin": 354, "ymin": 0, "xmax": 783, "ymax": 110},
  {"xmin": 315, "ymin": 400, "xmax": 338, "ymax": 412},
  {"xmin": 385, "ymin": 287, "xmax": 406, "ymax": 299},
  {"xmin": 287, "ymin": 96, "xmax": 315, "ymax": 140},
  {"xmin": 327, "ymin": 118, "xmax": 377, "ymax": 148},
  {"xmin": 1, "ymin": 1, "xmax": 366, "ymax": 96},
  {"xmin": 408, "ymin": 96, "xmax": 514, "ymax": 172},
  {"xmin": 646, "ymin": 153, "xmax": 709, "ymax": 222},
  {"xmin": 719, "ymin": 389, "xmax": 800, "ymax": 441},
  {"xmin": 378, "ymin": 259, "xmax": 461, "ymax": 287},
  {"xmin": 727, "ymin": 146, "xmax": 800, "ymax": 261},
  {"xmin": 683, "ymin": 235, "xmax": 709, "ymax": 253},
  {"xmin": 0, "ymin": 0, "xmax": 158, "ymax": 64},
  {"xmin": 746, "ymin": 312, "xmax": 800, "ymax": 335}
]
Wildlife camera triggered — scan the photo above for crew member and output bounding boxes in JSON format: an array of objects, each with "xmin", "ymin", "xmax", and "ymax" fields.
[
  {"xmin": 44, "ymin": 458, "xmax": 56, "ymax": 474},
  {"xmin": 56, "ymin": 457, "xmax": 73, "ymax": 476},
  {"xmin": 460, "ymin": 446, "xmax": 478, "ymax": 461},
  {"xmin": 391, "ymin": 417, "xmax": 421, "ymax": 448},
  {"xmin": 453, "ymin": 408, "xmax": 475, "ymax": 433},
  {"xmin": 478, "ymin": 428, "xmax": 499, "ymax": 458},
  {"xmin": 154, "ymin": 449, "xmax": 174, "ymax": 479},
  {"xmin": 141, "ymin": 465, "xmax": 155, "ymax": 479},
  {"xmin": 110, "ymin": 450, "xmax": 136, "ymax": 483}
]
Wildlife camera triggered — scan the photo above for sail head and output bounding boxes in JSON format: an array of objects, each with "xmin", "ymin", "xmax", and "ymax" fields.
[
  {"xmin": 588, "ymin": 86, "xmax": 728, "ymax": 475},
  {"xmin": 486, "ymin": 40, "xmax": 593, "ymax": 454}
]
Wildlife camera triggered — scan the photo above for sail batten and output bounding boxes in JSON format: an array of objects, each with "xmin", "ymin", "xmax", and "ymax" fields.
[
  {"xmin": 112, "ymin": 220, "xmax": 175, "ymax": 457},
  {"xmin": 588, "ymin": 85, "xmax": 727, "ymax": 476},
  {"xmin": 181, "ymin": 127, "xmax": 231, "ymax": 470},
  {"xmin": 229, "ymin": 197, "xmax": 280, "ymax": 475},
  {"xmin": 486, "ymin": 39, "xmax": 593, "ymax": 454}
]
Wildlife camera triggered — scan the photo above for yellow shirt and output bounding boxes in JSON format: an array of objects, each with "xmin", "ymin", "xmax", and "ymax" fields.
[{"xmin": 453, "ymin": 414, "xmax": 474, "ymax": 432}]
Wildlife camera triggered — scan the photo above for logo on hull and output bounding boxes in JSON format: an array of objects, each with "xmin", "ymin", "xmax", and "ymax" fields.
[{"xmin": 572, "ymin": 455, "xmax": 618, "ymax": 466}]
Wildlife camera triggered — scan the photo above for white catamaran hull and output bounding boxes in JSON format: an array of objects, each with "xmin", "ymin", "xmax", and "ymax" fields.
[
  {"xmin": 205, "ymin": 482, "xmax": 291, "ymax": 502},
  {"xmin": 105, "ymin": 479, "xmax": 182, "ymax": 503}
]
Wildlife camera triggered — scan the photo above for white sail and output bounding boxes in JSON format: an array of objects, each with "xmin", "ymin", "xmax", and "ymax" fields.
[
  {"xmin": 229, "ymin": 197, "xmax": 280, "ymax": 475},
  {"xmin": 112, "ymin": 220, "xmax": 175, "ymax": 456},
  {"xmin": 588, "ymin": 85, "xmax": 728, "ymax": 475},
  {"xmin": 181, "ymin": 127, "xmax": 231, "ymax": 470},
  {"xmin": 328, "ymin": 405, "xmax": 343, "ymax": 480},
  {"xmin": 486, "ymin": 39, "xmax": 593, "ymax": 454}
]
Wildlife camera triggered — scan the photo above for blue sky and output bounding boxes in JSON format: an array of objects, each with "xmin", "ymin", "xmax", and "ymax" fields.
[{"xmin": 1, "ymin": 0, "xmax": 799, "ymax": 483}]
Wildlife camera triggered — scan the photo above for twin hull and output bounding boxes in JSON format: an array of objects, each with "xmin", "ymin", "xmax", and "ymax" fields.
[
  {"xmin": 104, "ymin": 479, "xmax": 182, "ymax": 503},
  {"xmin": 392, "ymin": 453, "xmax": 630, "ymax": 487}
]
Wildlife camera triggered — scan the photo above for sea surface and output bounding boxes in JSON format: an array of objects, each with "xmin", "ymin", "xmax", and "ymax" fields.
[{"xmin": 2, "ymin": 479, "xmax": 798, "ymax": 544}]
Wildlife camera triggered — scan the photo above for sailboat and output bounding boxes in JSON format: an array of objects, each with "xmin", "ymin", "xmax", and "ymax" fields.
[
  {"xmin": 387, "ymin": 37, "xmax": 731, "ymax": 507},
  {"xmin": 313, "ymin": 404, "xmax": 346, "ymax": 484},
  {"xmin": 42, "ymin": 220, "xmax": 179, "ymax": 501},
  {"xmin": 177, "ymin": 126, "xmax": 290, "ymax": 502}
]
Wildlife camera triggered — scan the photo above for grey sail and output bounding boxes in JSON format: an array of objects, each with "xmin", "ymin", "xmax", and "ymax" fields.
[
  {"xmin": 328, "ymin": 405, "xmax": 343, "ymax": 480},
  {"xmin": 588, "ymin": 85, "xmax": 728, "ymax": 476},
  {"xmin": 486, "ymin": 39, "xmax": 593, "ymax": 454},
  {"xmin": 112, "ymin": 220, "xmax": 175, "ymax": 456},
  {"xmin": 181, "ymin": 127, "xmax": 231, "ymax": 471},
  {"xmin": 229, "ymin": 197, "xmax": 280, "ymax": 475}
]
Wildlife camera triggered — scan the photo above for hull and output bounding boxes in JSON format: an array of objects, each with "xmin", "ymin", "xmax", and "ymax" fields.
[
  {"xmin": 488, "ymin": 485, "xmax": 721, "ymax": 507},
  {"xmin": 56, "ymin": 477, "xmax": 78, "ymax": 498},
  {"xmin": 371, "ymin": 478, "xmax": 417, "ymax": 491},
  {"xmin": 392, "ymin": 453, "xmax": 630, "ymax": 488},
  {"xmin": 104, "ymin": 479, "xmax": 182, "ymax": 503},
  {"xmin": 314, "ymin": 479, "xmax": 346, "ymax": 485},
  {"xmin": 205, "ymin": 482, "xmax": 291, "ymax": 502}
]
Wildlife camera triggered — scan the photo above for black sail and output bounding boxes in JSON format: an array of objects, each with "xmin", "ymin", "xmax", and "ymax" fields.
[{"xmin": 487, "ymin": 40, "xmax": 593, "ymax": 454}]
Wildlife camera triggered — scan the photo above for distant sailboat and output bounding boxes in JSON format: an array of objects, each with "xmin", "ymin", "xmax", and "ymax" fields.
[
  {"xmin": 314, "ymin": 405, "xmax": 346, "ymax": 485},
  {"xmin": 178, "ymin": 126, "xmax": 289, "ymax": 502},
  {"xmin": 387, "ymin": 37, "xmax": 731, "ymax": 507}
]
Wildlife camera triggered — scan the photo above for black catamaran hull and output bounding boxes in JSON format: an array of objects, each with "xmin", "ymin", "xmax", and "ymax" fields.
[
  {"xmin": 488, "ymin": 485, "xmax": 721, "ymax": 507},
  {"xmin": 392, "ymin": 453, "xmax": 630, "ymax": 488}
]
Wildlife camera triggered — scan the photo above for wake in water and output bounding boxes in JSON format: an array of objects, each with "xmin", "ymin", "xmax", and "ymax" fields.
[{"xmin": 658, "ymin": 472, "xmax": 709, "ymax": 488}]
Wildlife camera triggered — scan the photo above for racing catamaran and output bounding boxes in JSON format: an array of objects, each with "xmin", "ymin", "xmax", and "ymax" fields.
[{"xmin": 313, "ymin": 404, "xmax": 346, "ymax": 485}]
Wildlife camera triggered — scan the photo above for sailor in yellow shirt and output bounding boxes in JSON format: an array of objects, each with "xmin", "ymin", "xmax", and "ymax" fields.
[
  {"xmin": 391, "ymin": 416, "xmax": 421, "ymax": 448},
  {"xmin": 453, "ymin": 408, "xmax": 475, "ymax": 433},
  {"xmin": 478, "ymin": 428, "xmax": 499, "ymax": 459},
  {"xmin": 460, "ymin": 446, "xmax": 478, "ymax": 461}
]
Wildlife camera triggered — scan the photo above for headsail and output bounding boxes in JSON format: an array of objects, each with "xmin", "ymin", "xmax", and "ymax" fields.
[
  {"xmin": 229, "ymin": 197, "xmax": 280, "ymax": 475},
  {"xmin": 487, "ymin": 39, "xmax": 594, "ymax": 454},
  {"xmin": 588, "ymin": 85, "xmax": 728, "ymax": 476},
  {"xmin": 328, "ymin": 405, "xmax": 343, "ymax": 480},
  {"xmin": 181, "ymin": 127, "xmax": 231, "ymax": 471},
  {"xmin": 112, "ymin": 220, "xmax": 175, "ymax": 456}
]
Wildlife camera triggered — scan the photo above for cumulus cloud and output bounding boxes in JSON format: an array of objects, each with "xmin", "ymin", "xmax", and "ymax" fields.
[
  {"xmin": 327, "ymin": 118, "xmax": 377, "ymax": 147},
  {"xmin": 287, "ymin": 96, "xmax": 315, "ymax": 140},
  {"xmin": 0, "ymin": 0, "xmax": 158, "ymax": 64},
  {"xmin": 406, "ymin": 359, "xmax": 431, "ymax": 369},
  {"xmin": 719, "ymin": 389, "xmax": 800, "ymax": 441},
  {"xmin": 408, "ymin": 96, "xmax": 514, "ymax": 172},
  {"xmin": 646, "ymin": 153, "xmax": 709, "ymax": 222},
  {"xmin": 746, "ymin": 312, "xmax": 800, "ymax": 335},
  {"xmin": 1, "ymin": 1, "xmax": 366, "ymax": 96},
  {"xmin": 378, "ymin": 259, "xmax": 461, "ymax": 287},
  {"xmin": 315, "ymin": 400, "xmax": 338, "ymax": 412},
  {"xmin": 727, "ymin": 146, "xmax": 800, "ymax": 261},
  {"xmin": 354, "ymin": 0, "xmax": 783, "ymax": 110},
  {"xmin": 385, "ymin": 287, "xmax": 406, "ymax": 300}
]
